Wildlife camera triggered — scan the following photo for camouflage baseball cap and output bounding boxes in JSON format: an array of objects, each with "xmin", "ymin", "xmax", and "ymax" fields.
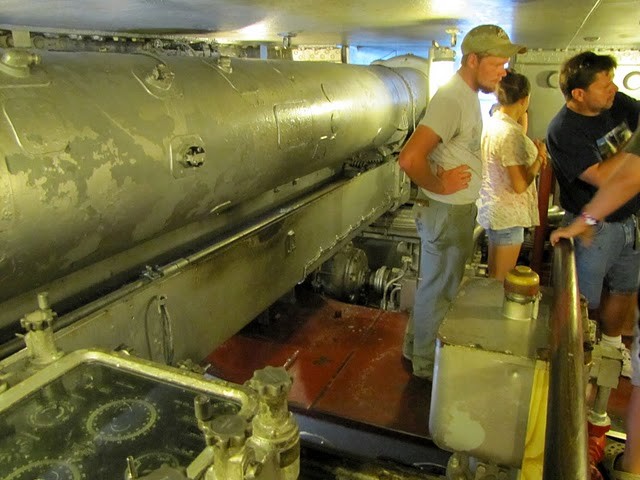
[{"xmin": 461, "ymin": 24, "xmax": 526, "ymax": 57}]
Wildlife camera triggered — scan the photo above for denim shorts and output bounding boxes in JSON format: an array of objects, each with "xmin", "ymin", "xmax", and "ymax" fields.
[
  {"xmin": 486, "ymin": 226, "xmax": 525, "ymax": 246},
  {"xmin": 563, "ymin": 213, "xmax": 640, "ymax": 308}
]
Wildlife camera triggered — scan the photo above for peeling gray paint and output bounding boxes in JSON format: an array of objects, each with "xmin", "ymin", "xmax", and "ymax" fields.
[{"xmin": 0, "ymin": 50, "xmax": 427, "ymax": 305}]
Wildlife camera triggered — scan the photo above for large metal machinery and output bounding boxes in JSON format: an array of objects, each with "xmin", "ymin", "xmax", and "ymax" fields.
[
  {"xmin": 0, "ymin": 33, "xmax": 428, "ymax": 366},
  {"xmin": 0, "ymin": 31, "xmax": 431, "ymax": 479},
  {"xmin": 2, "ymin": 30, "xmax": 637, "ymax": 480}
]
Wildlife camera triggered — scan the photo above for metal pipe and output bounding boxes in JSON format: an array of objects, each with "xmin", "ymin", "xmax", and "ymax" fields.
[
  {"xmin": 381, "ymin": 269, "xmax": 406, "ymax": 310},
  {"xmin": 0, "ymin": 277, "xmax": 151, "ymax": 359},
  {"xmin": 591, "ymin": 386, "xmax": 612, "ymax": 420},
  {"xmin": 0, "ymin": 50, "xmax": 428, "ymax": 315},
  {"xmin": 0, "ymin": 349, "xmax": 259, "ymax": 420},
  {"xmin": 543, "ymin": 238, "xmax": 589, "ymax": 479}
]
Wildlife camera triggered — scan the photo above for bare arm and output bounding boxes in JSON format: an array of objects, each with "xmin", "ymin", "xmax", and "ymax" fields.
[
  {"xmin": 579, "ymin": 151, "xmax": 628, "ymax": 187},
  {"xmin": 506, "ymin": 139, "xmax": 548, "ymax": 194},
  {"xmin": 398, "ymin": 124, "xmax": 471, "ymax": 195},
  {"xmin": 582, "ymin": 153, "xmax": 640, "ymax": 220},
  {"xmin": 551, "ymin": 153, "xmax": 640, "ymax": 245},
  {"xmin": 551, "ymin": 126, "xmax": 640, "ymax": 245}
]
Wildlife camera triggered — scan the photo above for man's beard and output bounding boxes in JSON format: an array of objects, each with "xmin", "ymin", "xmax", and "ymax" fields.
[
  {"xmin": 594, "ymin": 98, "xmax": 614, "ymax": 114},
  {"xmin": 479, "ymin": 84, "xmax": 495, "ymax": 94}
]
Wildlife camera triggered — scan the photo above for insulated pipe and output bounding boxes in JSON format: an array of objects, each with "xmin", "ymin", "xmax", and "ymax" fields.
[
  {"xmin": 543, "ymin": 238, "xmax": 589, "ymax": 479},
  {"xmin": 0, "ymin": 49, "xmax": 428, "ymax": 315}
]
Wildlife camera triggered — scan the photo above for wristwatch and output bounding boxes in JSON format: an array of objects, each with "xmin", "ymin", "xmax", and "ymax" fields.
[{"xmin": 580, "ymin": 212, "xmax": 598, "ymax": 226}]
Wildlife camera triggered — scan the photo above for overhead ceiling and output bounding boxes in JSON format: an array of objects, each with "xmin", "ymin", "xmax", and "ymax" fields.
[{"xmin": 0, "ymin": 0, "xmax": 639, "ymax": 54}]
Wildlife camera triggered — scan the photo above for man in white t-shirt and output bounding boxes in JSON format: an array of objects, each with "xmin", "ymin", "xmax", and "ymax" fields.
[{"xmin": 398, "ymin": 24, "xmax": 526, "ymax": 379}]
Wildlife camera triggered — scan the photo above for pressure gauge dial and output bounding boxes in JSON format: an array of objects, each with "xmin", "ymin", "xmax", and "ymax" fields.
[
  {"xmin": 28, "ymin": 400, "xmax": 75, "ymax": 429},
  {"xmin": 6, "ymin": 459, "xmax": 84, "ymax": 480},
  {"xmin": 86, "ymin": 398, "xmax": 158, "ymax": 443}
]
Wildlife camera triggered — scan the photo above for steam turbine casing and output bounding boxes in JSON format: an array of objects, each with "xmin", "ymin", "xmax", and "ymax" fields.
[{"xmin": 0, "ymin": 51, "xmax": 428, "ymax": 310}]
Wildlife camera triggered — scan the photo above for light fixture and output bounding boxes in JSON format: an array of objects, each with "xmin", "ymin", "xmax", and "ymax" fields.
[
  {"xmin": 546, "ymin": 71, "xmax": 560, "ymax": 89},
  {"xmin": 428, "ymin": 43, "xmax": 456, "ymax": 100},
  {"xmin": 623, "ymin": 71, "xmax": 640, "ymax": 91}
]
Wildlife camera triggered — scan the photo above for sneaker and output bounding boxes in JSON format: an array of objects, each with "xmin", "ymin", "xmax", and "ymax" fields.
[{"xmin": 621, "ymin": 345, "xmax": 632, "ymax": 379}]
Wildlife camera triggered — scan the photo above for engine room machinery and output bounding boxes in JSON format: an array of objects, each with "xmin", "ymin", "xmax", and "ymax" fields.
[
  {"xmin": 1, "ymin": 24, "xmax": 637, "ymax": 480},
  {"xmin": 0, "ymin": 345, "xmax": 300, "ymax": 480},
  {"xmin": 0, "ymin": 28, "xmax": 433, "ymax": 480},
  {"xmin": 0, "ymin": 31, "xmax": 427, "ymax": 364}
]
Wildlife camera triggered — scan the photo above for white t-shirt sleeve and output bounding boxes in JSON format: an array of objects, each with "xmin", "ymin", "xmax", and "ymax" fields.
[{"xmin": 420, "ymin": 91, "xmax": 461, "ymax": 144}]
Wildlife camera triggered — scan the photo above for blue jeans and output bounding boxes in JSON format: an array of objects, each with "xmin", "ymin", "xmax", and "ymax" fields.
[
  {"xmin": 403, "ymin": 199, "xmax": 477, "ymax": 375},
  {"xmin": 563, "ymin": 213, "xmax": 640, "ymax": 309}
]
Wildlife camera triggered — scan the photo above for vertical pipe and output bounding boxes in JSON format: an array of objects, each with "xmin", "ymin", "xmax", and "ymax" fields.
[
  {"xmin": 341, "ymin": 45, "xmax": 350, "ymax": 64},
  {"xmin": 531, "ymin": 162, "xmax": 554, "ymax": 275},
  {"xmin": 543, "ymin": 238, "xmax": 589, "ymax": 479}
]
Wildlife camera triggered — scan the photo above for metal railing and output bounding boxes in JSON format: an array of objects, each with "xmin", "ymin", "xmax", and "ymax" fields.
[{"xmin": 543, "ymin": 238, "xmax": 589, "ymax": 479}]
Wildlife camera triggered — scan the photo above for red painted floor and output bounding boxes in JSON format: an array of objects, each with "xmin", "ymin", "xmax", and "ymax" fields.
[
  {"xmin": 204, "ymin": 287, "xmax": 631, "ymax": 441},
  {"xmin": 204, "ymin": 289, "xmax": 433, "ymax": 438}
]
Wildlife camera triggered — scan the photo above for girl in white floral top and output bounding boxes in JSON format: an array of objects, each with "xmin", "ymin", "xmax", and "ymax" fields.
[{"xmin": 478, "ymin": 71, "xmax": 548, "ymax": 280}]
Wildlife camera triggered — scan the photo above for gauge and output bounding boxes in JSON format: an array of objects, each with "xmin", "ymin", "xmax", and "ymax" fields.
[
  {"xmin": 28, "ymin": 400, "xmax": 75, "ymax": 429},
  {"xmin": 5, "ymin": 459, "xmax": 83, "ymax": 480},
  {"xmin": 86, "ymin": 398, "xmax": 158, "ymax": 443}
]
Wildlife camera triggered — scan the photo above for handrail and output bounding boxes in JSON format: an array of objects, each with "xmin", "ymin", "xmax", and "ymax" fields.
[{"xmin": 543, "ymin": 238, "xmax": 589, "ymax": 479}]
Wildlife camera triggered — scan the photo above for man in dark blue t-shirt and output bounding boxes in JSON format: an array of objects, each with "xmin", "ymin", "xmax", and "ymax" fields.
[{"xmin": 547, "ymin": 51, "xmax": 640, "ymax": 378}]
